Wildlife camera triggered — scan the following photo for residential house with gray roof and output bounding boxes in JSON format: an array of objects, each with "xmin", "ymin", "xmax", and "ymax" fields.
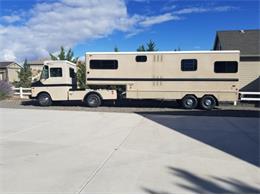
[{"xmin": 0, "ymin": 61, "xmax": 21, "ymax": 82}]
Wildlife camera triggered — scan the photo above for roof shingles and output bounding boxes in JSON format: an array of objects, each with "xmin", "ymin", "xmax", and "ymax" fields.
[{"xmin": 214, "ymin": 29, "xmax": 260, "ymax": 56}]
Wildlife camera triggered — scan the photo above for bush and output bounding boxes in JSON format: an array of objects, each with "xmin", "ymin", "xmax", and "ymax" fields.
[{"xmin": 0, "ymin": 80, "xmax": 13, "ymax": 100}]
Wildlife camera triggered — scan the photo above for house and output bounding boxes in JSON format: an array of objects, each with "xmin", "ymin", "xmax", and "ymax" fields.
[
  {"xmin": 28, "ymin": 60, "xmax": 45, "ymax": 78},
  {"xmin": 213, "ymin": 29, "xmax": 260, "ymax": 91},
  {"xmin": 0, "ymin": 61, "xmax": 21, "ymax": 82}
]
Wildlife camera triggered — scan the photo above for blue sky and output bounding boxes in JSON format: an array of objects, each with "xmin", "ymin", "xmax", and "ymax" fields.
[{"xmin": 0, "ymin": 0, "xmax": 259, "ymax": 62}]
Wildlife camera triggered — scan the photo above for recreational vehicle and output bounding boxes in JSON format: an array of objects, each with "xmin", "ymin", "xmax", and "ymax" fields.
[{"xmin": 30, "ymin": 51, "xmax": 240, "ymax": 110}]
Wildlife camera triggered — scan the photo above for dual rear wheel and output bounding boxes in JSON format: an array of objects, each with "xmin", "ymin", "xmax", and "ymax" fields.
[{"xmin": 181, "ymin": 95, "xmax": 216, "ymax": 110}]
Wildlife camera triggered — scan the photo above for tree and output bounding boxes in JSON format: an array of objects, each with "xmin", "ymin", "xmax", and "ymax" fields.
[
  {"xmin": 114, "ymin": 46, "xmax": 119, "ymax": 52},
  {"xmin": 146, "ymin": 40, "xmax": 158, "ymax": 51},
  {"xmin": 49, "ymin": 46, "xmax": 78, "ymax": 63},
  {"xmin": 17, "ymin": 59, "xmax": 32, "ymax": 87},
  {"xmin": 77, "ymin": 61, "xmax": 86, "ymax": 89},
  {"xmin": 137, "ymin": 44, "xmax": 146, "ymax": 52},
  {"xmin": 137, "ymin": 40, "xmax": 158, "ymax": 52}
]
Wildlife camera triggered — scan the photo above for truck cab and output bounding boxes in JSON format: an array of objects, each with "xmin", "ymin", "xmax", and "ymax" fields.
[{"xmin": 31, "ymin": 60, "xmax": 117, "ymax": 106}]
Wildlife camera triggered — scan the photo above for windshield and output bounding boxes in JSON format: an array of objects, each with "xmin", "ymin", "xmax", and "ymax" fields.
[{"xmin": 40, "ymin": 65, "xmax": 49, "ymax": 80}]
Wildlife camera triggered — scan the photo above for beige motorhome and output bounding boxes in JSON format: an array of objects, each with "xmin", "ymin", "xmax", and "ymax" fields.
[{"xmin": 31, "ymin": 51, "xmax": 240, "ymax": 110}]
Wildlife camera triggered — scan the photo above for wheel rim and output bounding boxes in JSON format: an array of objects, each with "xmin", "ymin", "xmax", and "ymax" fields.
[
  {"xmin": 88, "ymin": 96, "xmax": 98, "ymax": 106},
  {"xmin": 40, "ymin": 96, "xmax": 49, "ymax": 105},
  {"xmin": 186, "ymin": 99, "xmax": 194, "ymax": 106},
  {"xmin": 205, "ymin": 99, "xmax": 212, "ymax": 106}
]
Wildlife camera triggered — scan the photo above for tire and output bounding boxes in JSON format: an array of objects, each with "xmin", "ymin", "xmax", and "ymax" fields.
[
  {"xmin": 37, "ymin": 93, "xmax": 52, "ymax": 106},
  {"xmin": 181, "ymin": 95, "xmax": 198, "ymax": 109},
  {"xmin": 85, "ymin": 93, "xmax": 101, "ymax": 107},
  {"xmin": 200, "ymin": 95, "xmax": 216, "ymax": 110}
]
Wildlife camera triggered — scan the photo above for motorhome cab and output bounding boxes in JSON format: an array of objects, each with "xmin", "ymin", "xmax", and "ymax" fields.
[{"xmin": 30, "ymin": 51, "xmax": 240, "ymax": 110}]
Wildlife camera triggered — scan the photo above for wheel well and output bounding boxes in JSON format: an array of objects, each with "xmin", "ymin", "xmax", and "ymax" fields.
[
  {"xmin": 182, "ymin": 94, "xmax": 198, "ymax": 99},
  {"xmin": 202, "ymin": 94, "xmax": 219, "ymax": 106},
  {"xmin": 36, "ymin": 92, "xmax": 51, "ymax": 99},
  {"xmin": 84, "ymin": 92, "xmax": 103, "ymax": 102}
]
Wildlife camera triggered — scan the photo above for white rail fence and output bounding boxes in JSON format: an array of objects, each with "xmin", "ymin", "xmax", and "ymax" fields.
[
  {"xmin": 13, "ymin": 87, "xmax": 32, "ymax": 98},
  {"xmin": 239, "ymin": 91, "xmax": 260, "ymax": 102}
]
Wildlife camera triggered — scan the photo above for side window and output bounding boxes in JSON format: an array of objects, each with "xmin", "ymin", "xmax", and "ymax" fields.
[
  {"xmin": 41, "ymin": 65, "xmax": 49, "ymax": 79},
  {"xmin": 181, "ymin": 59, "xmax": 197, "ymax": 71},
  {"xmin": 69, "ymin": 68, "xmax": 75, "ymax": 78},
  {"xmin": 214, "ymin": 61, "xmax": 238, "ymax": 73},
  {"xmin": 90, "ymin": 60, "xmax": 118, "ymax": 69},
  {"xmin": 50, "ymin": 68, "xmax": 62, "ymax": 77},
  {"xmin": 136, "ymin": 55, "xmax": 147, "ymax": 62}
]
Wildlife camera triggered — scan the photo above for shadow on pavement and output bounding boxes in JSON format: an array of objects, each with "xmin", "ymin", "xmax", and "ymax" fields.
[
  {"xmin": 142, "ymin": 167, "xmax": 260, "ymax": 193},
  {"xmin": 138, "ymin": 112, "xmax": 259, "ymax": 167},
  {"xmin": 137, "ymin": 109, "xmax": 260, "ymax": 118},
  {"xmin": 21, "ymin": 99, "xmax": 182, "ymax": 108}
]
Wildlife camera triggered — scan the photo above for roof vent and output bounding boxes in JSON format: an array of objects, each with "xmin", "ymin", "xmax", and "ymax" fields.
[{"xmin": 240, "ymin": 30, "xmax": 245, "ymax": 33}]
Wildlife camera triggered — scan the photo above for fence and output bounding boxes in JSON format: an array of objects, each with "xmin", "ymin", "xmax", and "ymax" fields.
[
  {"xmin": 13, "ymin": 87, "xmax": 32, "ymax": 99},
  {"xmin": 239, "ymin": 91, "xmax": 260, "ymax": 102}
]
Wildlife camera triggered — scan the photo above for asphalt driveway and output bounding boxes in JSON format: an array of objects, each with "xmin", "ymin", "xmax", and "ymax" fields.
[{"xmin": 0, "ymin": 108, "xmax": 259, "ymax": 193}]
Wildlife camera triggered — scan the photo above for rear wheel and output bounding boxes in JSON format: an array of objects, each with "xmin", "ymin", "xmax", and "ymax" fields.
[
  {"xmin": 37, "ymin": 93, "xmax": 52, "ymax": 106},
  {"xmin": 200, "ymin": 95, "xmax": 216, "ymax": 110},
  {"xmin": 181, "ymin": 95, "xmax": 198, "ymax": 109},
  {"xmin": 85, "ymin": 93, "xmax": 101, "ymax": 107}
]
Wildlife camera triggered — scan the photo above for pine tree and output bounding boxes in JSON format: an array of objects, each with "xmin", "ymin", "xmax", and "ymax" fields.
[
  {"xmin": 77, "ymin": 61, "xmax": 86, "ymax": 89},
  {"xmin": 137, "ymin": 44, "xmax": 146, "ymax": 52},
  {"xmin": 49, "ymin": 46, "xmax": 78, "ymax": 63},
  {"xmin": 114, "ymin": 46, "xmax": 119, "ymax": 52},
  {"xmin": 17, "ymin": 59, "xmax": 32, "ymax": 87},
  {"xmin": 146, "ymin": 40, "xmax": 157, "ymax": 51}
]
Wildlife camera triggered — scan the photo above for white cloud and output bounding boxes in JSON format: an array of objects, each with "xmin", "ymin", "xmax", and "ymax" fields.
[
  {"xmin": 0, "ymin": 0, "xmax": 132, "ymax": 61},
  {"xmin": 175, "ymin": 6, "xmax": 236, "ymax": 15},
  {"xmin": 1, "ymin": 15, "xmax": 21, "ymax": 23},
  {"xmin": 139, "ymin": 13, "xmax": 180, "ymax": 27}
]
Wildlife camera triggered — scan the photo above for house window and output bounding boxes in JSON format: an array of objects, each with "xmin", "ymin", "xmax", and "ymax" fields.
[
  {"xmin": 50, "ymin": 67, "xmax": 63, "ymax": 77},
  {"xmin": 69, "ymin": 68, "xmax": 75, "ymax": 78},
  {"xmin": 181, "ymin": 59, "xmax": 197, "ymax": 71},
  {"xmin": 90, "ymin": 60, "xmax": 118, "ymax": 69},
  {"xmin": 214, "ymin": 61, "xmax": 238, "ymax": 73},
  {"xmin": 136, "ymin": 55, "xmax": 147, "ymax": 62}
]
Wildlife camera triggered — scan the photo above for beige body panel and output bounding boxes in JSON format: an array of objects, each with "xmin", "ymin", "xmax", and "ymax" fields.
[
  {"xmin": 68, "ymin": 89, "xmax": 117, "ymax": 100},
  {"xmin": 32, "ymin": 86, "xmax": 70, "ymax": 101},
  {"xmin": 86, "ymin": 51, "xmax": 240, "ymax": 102}
]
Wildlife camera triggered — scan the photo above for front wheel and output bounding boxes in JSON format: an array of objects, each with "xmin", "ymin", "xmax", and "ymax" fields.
[
  {"xmin": 37, "ymin": 93, "xmax": 52, "ymax": 106},
  {"xmin": 85, "ymin": 93, "xmax": 101, "ymax": 107},
  {"xmin": 200, "ymin": 96, "xmax": 216, "ymax": 110}
]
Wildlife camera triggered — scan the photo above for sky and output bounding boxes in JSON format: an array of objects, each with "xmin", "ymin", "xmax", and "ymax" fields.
[{"xmin": 0, "ymin": 0, "xmax": 259, "ymax": 62}]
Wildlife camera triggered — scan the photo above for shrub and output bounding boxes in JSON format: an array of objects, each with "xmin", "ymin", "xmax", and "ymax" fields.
[{"xmin": 0, "ymin": 80, "xmax": 13, "ymax": 100}]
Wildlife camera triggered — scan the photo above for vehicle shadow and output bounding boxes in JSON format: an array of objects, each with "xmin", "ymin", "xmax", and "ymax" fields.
[
  {"xmin": 137, "ymin": 111, "xmax": 260, "ymax": 167},
  {"xmin": 142, "ymin": 167, "xmax": 260, "ymax": 193},
  {"xmin": 21, "ymin": 99, "xmax": 183, "ymax": 108}
]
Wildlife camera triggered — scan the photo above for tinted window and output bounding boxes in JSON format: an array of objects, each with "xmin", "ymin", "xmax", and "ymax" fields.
[
  {"xmin": 214, "ymin": 61, "xmax": 238, "ymax": 73},
  {"xmin": 136, "ymin": 55, "xmax": 147, "ymax": 62},
  {"xmin": 50, "ymin": 68, "xmax": 62, "ymax": 77},
  {"xmin": 181, "ymin": 59, "xmax": 197, "ymax": 71},
  {"xmin": 69, "ymin": 68, "xmax": 75, "ymax": 78},
  {"xmin": 90, "ymin": 60, "xmax": 118, "ymax": 69}
]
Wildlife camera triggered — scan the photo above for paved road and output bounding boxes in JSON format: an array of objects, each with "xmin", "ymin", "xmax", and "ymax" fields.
[{"xmin": 0, "ymin": 108, "xmax": 259, "ymax": 193}]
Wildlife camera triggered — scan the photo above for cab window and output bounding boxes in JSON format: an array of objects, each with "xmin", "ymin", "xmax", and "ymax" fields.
[
  {"xmin": 40, "ymin": 65, "xmax": 49, "ymax": 79},
  {"xmin": 50, "ymin": 67, "xmax": 62, "ymax": 77}
]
